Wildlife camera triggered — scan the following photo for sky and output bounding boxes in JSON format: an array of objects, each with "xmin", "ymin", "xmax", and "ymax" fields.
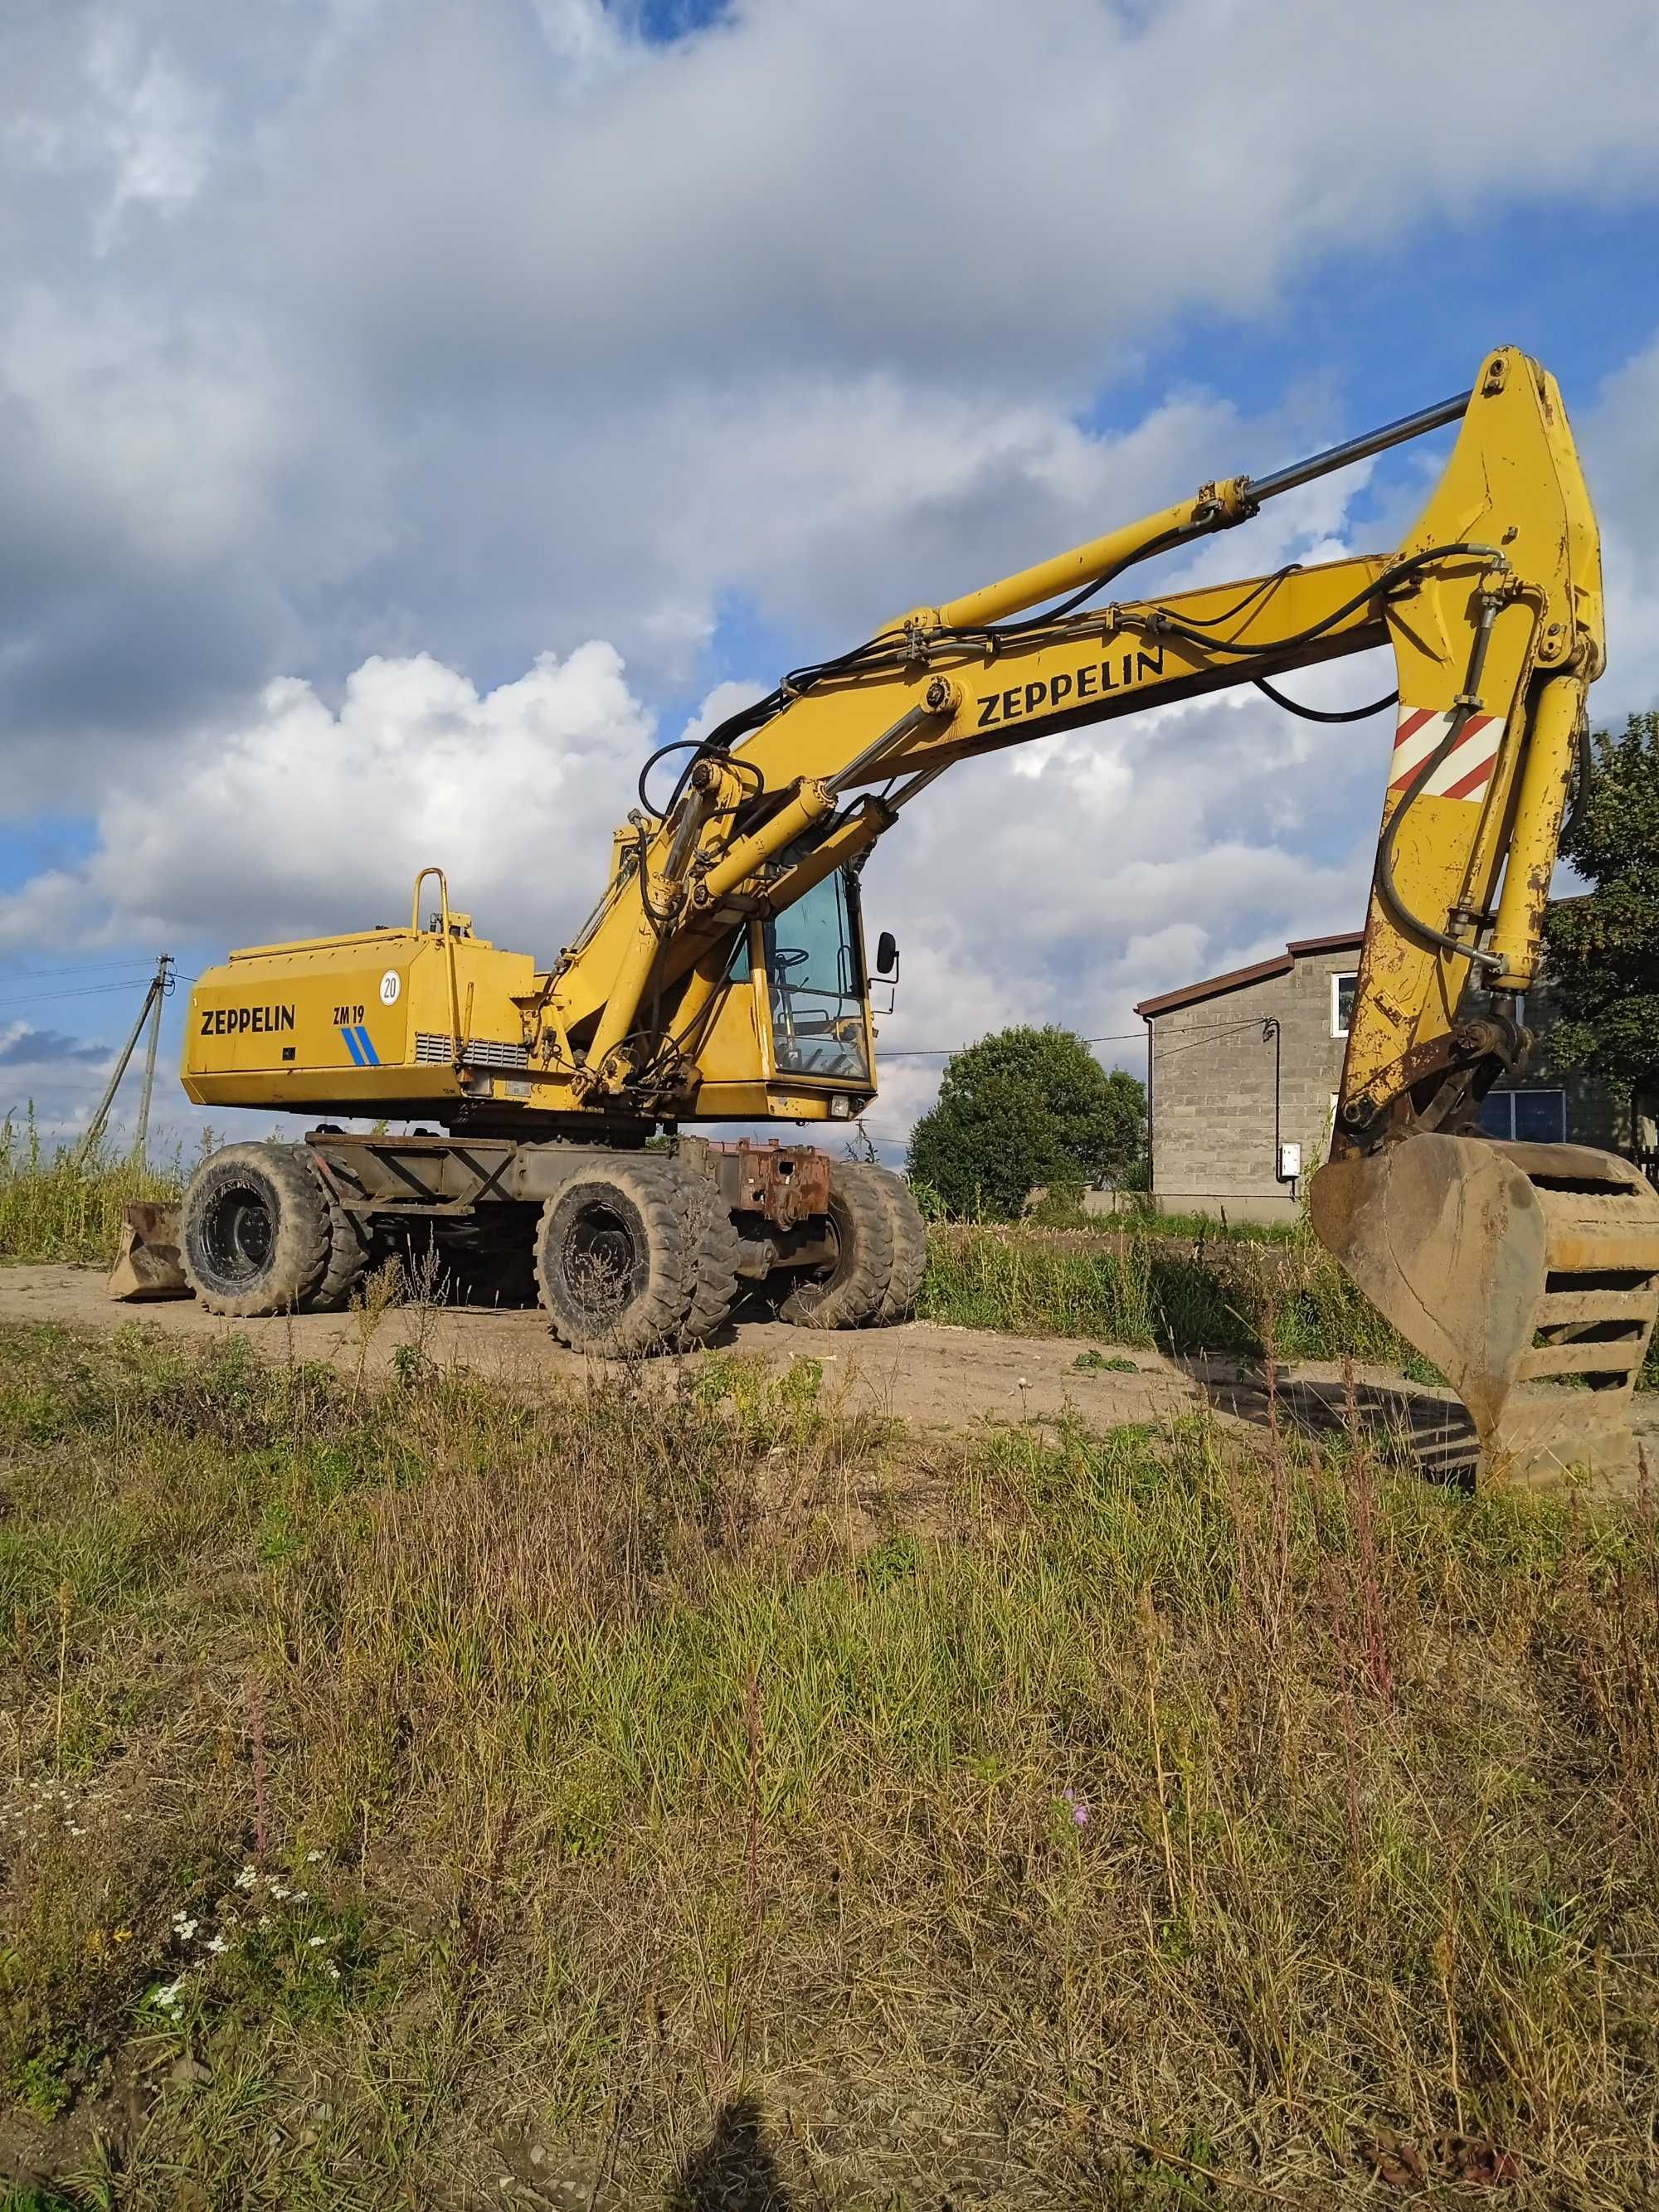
[{"xmin": 2, "ymin": 0, "xmax": 1658, "ymax": 1159}]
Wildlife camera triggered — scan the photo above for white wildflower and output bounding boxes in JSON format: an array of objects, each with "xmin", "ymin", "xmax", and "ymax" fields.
[
  {"xmin": 173, "ymin": 1916, "xmax": 198, "ymax": 1940},
  {"xmin": 326, "ymin": 1963, "xmax": 340, "ymax": 1980},
  {"xmin": 205, "ymin": 1934, "xmax": 228, "ymax": 1954},
  {"xmin": 307, "ymin": 1935, "xmax": 327, "ymax": 1948},
  {"xmin": 269, "ymin": 1884, "xmax": 290, "ymax": 1900},
  {"xmin": 305, "ymin": 1850, "xmax": 324, "ymax": 1864},
  {"xmin": 292, "ymin": 1890, "xmax": 309, "ymax": 1902},
  {"xmin": 153, "ymin": 1978, "xmax": 186, "ymax": 2011},
  {"xmin": 235, "ymin": 1865, "xmax": 257, "ymax": 1889}
]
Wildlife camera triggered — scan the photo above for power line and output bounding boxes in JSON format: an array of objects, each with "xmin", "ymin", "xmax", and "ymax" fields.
[
  {"xmin": 878, "ymin": 1026, "xmax": 1148, "ymax": 1059},
  {"xmin": 0, "ymin": 980, "xmax": 160, "ymax": 1014},
  {"xmin": 879, "ymin": 1013, "xmax": 1272, "ymax": 1064},
  {"xmin": 0, "ymin": 957, "xmax": 158, "ymax": 981},
  {"xmin": 1150, "ymin": 1015, "xmax": 1276, "ymax": 1062}
]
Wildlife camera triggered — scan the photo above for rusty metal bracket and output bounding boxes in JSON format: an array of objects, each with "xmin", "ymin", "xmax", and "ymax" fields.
[{"xmin": 683, "ymin": 1135, "xmax": 834, "ymax": 1229}]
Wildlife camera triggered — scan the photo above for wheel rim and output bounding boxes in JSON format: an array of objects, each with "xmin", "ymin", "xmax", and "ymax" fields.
[
  {"xmin": 203, "ymin": 1182, "xmax": 274, "ymax": 1285},
  {"xmin": 561, "ymin": 1199, "xmax": 645, "ymax": 1321}
]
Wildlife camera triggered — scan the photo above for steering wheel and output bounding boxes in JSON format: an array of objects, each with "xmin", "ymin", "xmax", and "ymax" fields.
[{"xmin": 773, "ymin": 947, "xmax": 810, "ymax": 976}]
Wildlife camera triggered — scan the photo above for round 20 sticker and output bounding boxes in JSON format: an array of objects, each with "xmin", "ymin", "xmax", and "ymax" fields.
[{"xmin": 379, "ymin": 970, "xmax": 401, "ymax": 1006}]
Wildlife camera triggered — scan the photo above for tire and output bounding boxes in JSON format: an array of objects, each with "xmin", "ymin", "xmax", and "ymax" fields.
[
  {"xmin": 864, "ymin": 1164, "xmax": 927, "ymax": 1323},
  {"xmin": 181, "ymin": 1141, "xmax": 333, "ymax": 1318},
  {"xmin": 778, "ymin": 1160, "xmax": 895, "ymax": 1330},
  {"xmin": 297, "ymin": 1147, "xmax": 372, "ymax": 1312},
  {"xmin": 679, "ymin": 1166, "xmax": 744, "ymax": 1345},
  {"xmin": 534, "ymin": 1156, "xmax": 698, "ymax": 1355}
]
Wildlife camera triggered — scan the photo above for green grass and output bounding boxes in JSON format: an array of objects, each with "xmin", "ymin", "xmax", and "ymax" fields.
[
  {"xmin": 2, "ymin": 1322, "xmax": 1658, "ymax": 2203},
  {"xmin": 0, "ymin": 1116, "xmax": 187, "ymax": 1269},
  {"xmin": 918, "ymin": 1219, "xmax": 1429, "ymax": 1368},
  {"xmin": 1027, "ymin": 1197, "xmax": 1299, "ymax": 1244}
]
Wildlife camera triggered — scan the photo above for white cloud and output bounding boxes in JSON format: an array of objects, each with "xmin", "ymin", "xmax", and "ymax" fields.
[
  {"xmin": 0, "ymin": 642, "xmax": 654, "ymax": 959},
  {"xmin": 261, "ymin": 0, "xmax": 1659, "ymax": 396},
  {"xmin": 1579, "ymin": 335, "xmax": 1659, "ymax": 718},
  {"xmin": 86, "ymin": 21, "xmax": 217, "ymax": 243}
]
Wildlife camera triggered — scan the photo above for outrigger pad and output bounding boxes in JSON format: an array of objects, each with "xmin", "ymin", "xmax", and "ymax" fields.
[
  {"xmin": 108, "ymin": 1203, "xmax": 192, "ymax": 1302},
  {"xmin": 1311, "ymin": 1135, "xmax": 1659, "ymax": 1494}
]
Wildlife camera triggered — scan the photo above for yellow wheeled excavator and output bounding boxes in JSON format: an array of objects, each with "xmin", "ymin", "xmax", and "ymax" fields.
[{"xmin": 121, "ymin": 346, "xmax": 1659, "ymax": 1490}]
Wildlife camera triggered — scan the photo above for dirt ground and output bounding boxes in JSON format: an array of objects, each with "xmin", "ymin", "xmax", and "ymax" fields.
[
  {"xmin": 0, "ymin": 1261, "xmax": 1194, "ymax": 1428},
  {"xmin": 0, "ymin": 1257, "xmax": 1474, "ymax": 1448},
  {"xmin": 8, "ymin": 1260, "xmax": 1659, "ymax": 1478}
]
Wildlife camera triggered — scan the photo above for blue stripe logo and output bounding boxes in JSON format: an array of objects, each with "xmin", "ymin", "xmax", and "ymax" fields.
[
  {"xmin": 353, "ymin": 1026, "xmax": 380, "ymax": 1067},
  {"xmin": 340, "ymin": 1025, "xmax": 365, "ymax": 1066}
]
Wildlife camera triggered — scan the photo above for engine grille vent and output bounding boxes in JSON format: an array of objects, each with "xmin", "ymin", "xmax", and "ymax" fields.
[{"xmin": 415, "ymin": 1032, "xmax": 529, "ymax": 1069}]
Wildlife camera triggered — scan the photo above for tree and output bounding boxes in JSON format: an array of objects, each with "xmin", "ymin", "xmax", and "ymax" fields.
[
  {"xmin": 905, "ymin": 1024, "xmax": 1146, "ymax": 1220},
  {"xmin": 1544, "ymin": 710, "xmax": 1659, "ymax": 1101}
]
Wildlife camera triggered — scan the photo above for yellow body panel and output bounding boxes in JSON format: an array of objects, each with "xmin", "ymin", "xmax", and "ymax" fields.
[{"xmin": 183, "ymin": 926, "xmax": 539, "ymax": 1113}]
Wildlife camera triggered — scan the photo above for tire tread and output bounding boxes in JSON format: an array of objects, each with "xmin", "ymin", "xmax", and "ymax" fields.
[
  {"xmin": 778, "ymin": 1160, "xmax": 894, "ymax": 1330},
  {"xmin": 181, "ymin": 1141, "xmax": 331, "ymax": 1318},
  {"xmin": 535, "ymin": 1155, "xmax": 696, "ymax": 1354}
]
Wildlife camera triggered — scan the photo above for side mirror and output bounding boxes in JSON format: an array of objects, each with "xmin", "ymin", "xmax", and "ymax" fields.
[{"xmin": 875, "ymin": 931, "xmax": 899, "ymax": 978}]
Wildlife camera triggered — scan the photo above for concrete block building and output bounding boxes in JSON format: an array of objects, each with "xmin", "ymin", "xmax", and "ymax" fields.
[{"xmin": 1134, "ymin": 929, "xmax": 1616, "ymax": 1225}]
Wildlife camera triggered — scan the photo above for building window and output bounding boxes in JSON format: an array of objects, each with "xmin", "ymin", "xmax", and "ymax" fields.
[
  {"xmin": 1477, "ymin": 1089, "xmax": 1567, "ymax": 1143},
  {"xmin": 1331, "ymin": 971, "xmax": 1357, "ymax": 1038}
]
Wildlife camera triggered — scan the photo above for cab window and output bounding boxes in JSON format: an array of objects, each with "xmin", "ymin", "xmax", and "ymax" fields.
[{"xmin": 763, "ymin": 870, "xmax": 869, "ymax": 1082}]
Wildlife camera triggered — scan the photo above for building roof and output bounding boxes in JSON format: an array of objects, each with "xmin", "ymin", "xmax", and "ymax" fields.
[{"xmin": 1134, "ymin": 928, "xmax": 1365, "ymax": 1020}]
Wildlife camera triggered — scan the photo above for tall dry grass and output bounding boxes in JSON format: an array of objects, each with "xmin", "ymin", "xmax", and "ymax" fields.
[
  {"xmin": 2, "ymin": 1320, "xmax": 1657, "ymax": 2203},
  {"xmin": 0, "ymin": 1113, "xmax": 187, "ymax": 1267}
]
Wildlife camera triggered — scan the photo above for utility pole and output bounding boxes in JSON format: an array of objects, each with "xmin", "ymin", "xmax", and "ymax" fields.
[
  {"xmin": 77, "ymin": 955, "xmax": 173, "ymax": 1167},
  {"xmin": 134, "ymin": 955, "xmax": 171, "ymax": 1164}
]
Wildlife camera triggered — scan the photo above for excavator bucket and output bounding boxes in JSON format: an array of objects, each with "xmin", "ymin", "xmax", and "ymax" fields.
[
  {"xmin": 1311, "ymin": 1138, "xmax": 1659, "ymax": 1495},
  {"xmin": 108, "ymin": 1203, "xmax": 191, "ymax": 1301}
]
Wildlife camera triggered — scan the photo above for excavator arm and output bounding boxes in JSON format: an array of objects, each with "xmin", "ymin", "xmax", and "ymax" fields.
[
  {"xmin": 542, "ymin": 345, "xmax": 1658, "ymax": 1487},
  {"xmin": 559, "ymin": 348, "xmax": 1589, "ymax": 1146}
]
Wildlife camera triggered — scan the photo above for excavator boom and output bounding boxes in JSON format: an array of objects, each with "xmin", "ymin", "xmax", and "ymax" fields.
[{"xmin": 149, "ymin": 347, "xmax": 1658, "ymax": 1490}]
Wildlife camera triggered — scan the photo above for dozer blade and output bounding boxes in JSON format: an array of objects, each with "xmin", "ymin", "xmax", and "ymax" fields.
[
  {"xmin": 1310, "ymin": 1137, "xmax": 1659, "ymax": 1495},
  {"xmin": 108, "ymin": 1203, "xmax": 192, "ymax": 1302}
]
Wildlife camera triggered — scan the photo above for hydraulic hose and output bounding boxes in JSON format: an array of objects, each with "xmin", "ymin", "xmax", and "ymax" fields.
[{"xmin": 1373, "ymin": 591, "xmax": 1505, "ymax": 973}]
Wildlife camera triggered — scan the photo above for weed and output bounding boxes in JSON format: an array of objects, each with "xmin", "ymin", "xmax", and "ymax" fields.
[
  {"xmin": 0, "ymin": 1323, "xmax": 1657, "ymax": 2202},
  {"xmin": 0, "ymin": 1115, "xmax": 189, "ymax": 1268}
]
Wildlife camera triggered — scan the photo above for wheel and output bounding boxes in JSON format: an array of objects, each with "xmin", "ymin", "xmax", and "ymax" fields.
[
  {"xmin": 181, "ymin": 1141, "xmax": 333, "ymax": 1317},
  {"xmin": 295, "ymin": 1146, "xmax": 372, "ymax": 1312},
  {"xmin": 864, "ymin": 1164, "xmax": 927, "ymax": 1323},
  {"xmin": 679, "ymin": 1169, "xmax": 744, "ymax": 1344},
  {"xmin": 534, "ymin": 1156, "xmax": 698, "ymax": 1354},
  {"xmin": 777, "ymin": 1160, "xmax": 895, "ymax": 1330}
]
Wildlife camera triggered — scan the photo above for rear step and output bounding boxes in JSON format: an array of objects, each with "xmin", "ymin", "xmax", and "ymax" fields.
[{"xmin": 1311, "ymin": 1136, "xmax": 1659, "ymax": 1495}]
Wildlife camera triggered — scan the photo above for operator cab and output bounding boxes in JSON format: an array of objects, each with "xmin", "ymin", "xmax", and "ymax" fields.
[{"xmin": 736, "ymin": 865, "xmax": 874, "ymax": 1084}]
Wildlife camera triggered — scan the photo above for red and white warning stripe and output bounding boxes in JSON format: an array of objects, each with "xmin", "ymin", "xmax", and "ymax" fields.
[{"xmin": 1389, "ymin": 703, "xmax": 1501, "ymax": 804}]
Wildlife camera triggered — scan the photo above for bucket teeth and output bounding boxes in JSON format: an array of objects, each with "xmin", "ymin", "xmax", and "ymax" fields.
[{"xmin": 1311, "ymin": 1136, "xmax": 1659, "ymax": 1495}]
